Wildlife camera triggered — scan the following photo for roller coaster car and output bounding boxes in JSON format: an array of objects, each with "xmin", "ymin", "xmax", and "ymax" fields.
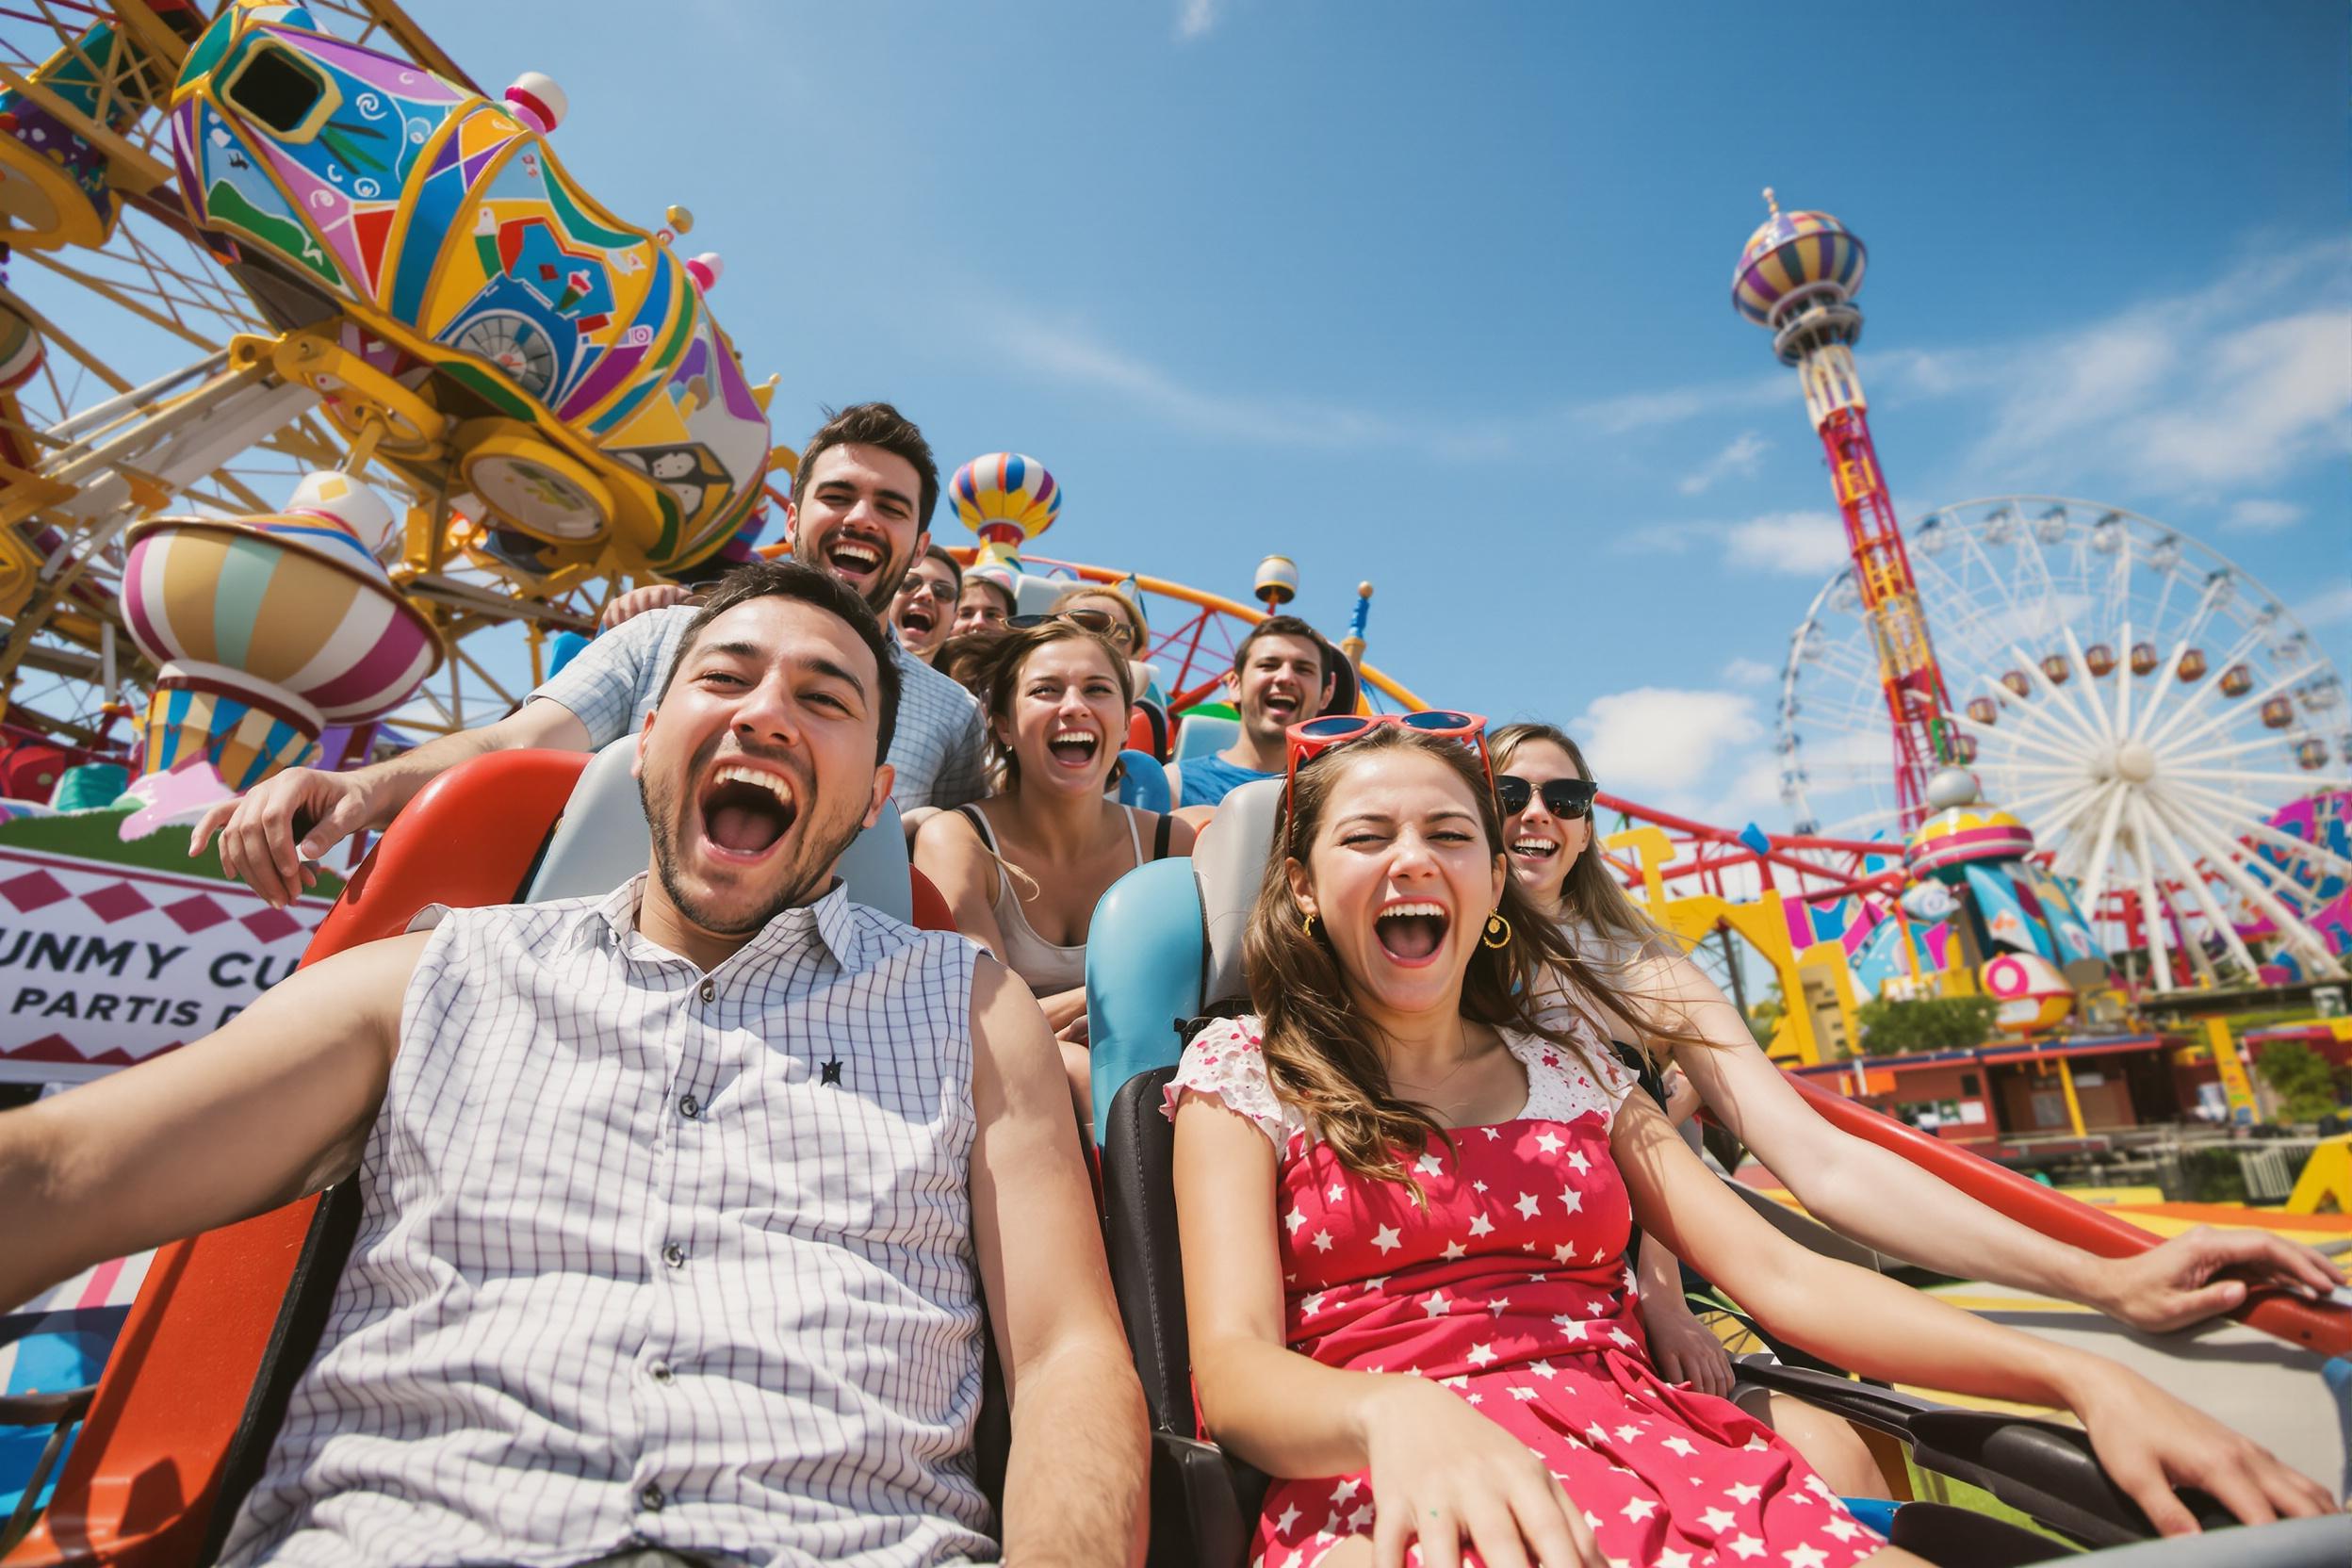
[
  {"xmin": 1, "ymin": 743, "xmax": 983, "ymax": 1566},
  {"xmin": 168, "ymin": 2, "xmax": 772, "ymax": 581},
  {"xmin": 1080, "ymin": 781, "xmax": 2351, "ymax": 1568}
]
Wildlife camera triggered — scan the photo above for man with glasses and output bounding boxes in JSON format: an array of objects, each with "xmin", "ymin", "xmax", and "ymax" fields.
[
  {"xmin": 198, "ymin": 404, "xmax": 992, "ymax": 903},
  {"xmin": 890, "ymin": 546, "xmax": 963, "ymax": 665}
]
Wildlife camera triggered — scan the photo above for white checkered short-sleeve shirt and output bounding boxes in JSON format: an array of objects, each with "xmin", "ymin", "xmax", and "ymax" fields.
[
  {"xmin": 532, "ymin": 605, "xmax": 989, "ymax": 811},
  {"xmin": 220, "ymin": 880, "xmax": 993, "ymax": 1568}
]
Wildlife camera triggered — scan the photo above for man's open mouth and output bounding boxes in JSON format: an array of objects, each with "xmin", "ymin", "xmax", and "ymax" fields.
[
  {"xmin": 1511, "ymin": 836, "xmax": 1560, "ymax": 862},
  {"xmin": 1374, "ymin": 899, "xmax": 1449, "ymax": 964},
  {"xmin": 696, "ymin": 762, "xmax": 799, "ymax": 860},
  {"xmin": 824, "ymin": 536, "xmax": 886, "ymax": 584},
  {"xmin": 1047, "ymin": 727, "xmax": 1101, "ymax": 770},
  {"xmin": 899, "ymin": 601, "xmax": 937, "ymax": 635},
  {"xmin": 1260, "ymin": 691, "xmax": 1301, "ymax": 723}
]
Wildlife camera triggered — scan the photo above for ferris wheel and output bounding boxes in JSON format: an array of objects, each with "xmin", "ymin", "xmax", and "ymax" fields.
[{"xmin": 1778, "ymin": 496, "xmax": 2350, "ymax": 988}]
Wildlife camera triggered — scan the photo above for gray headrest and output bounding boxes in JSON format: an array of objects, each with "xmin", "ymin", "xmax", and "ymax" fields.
[
  {"xmin": 523, "ymin": 735, "xmax": 910, "ymax": 923},
  {"xmin": 1195, "ymin": 777, "xmax": 1281, "ymax": 1004},
  {"xmin": 1175, "ymin": 712, "xmax": 1240, "ymax": 761}
]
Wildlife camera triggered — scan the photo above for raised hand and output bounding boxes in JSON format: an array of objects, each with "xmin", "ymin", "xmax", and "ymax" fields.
[
  {"xmin": 599, "ymin": 582, "xmax": 695, "ymax": 630},
  {"xmin": 189, "ymin": 767, "xmax": 375, "ymax": 907}
]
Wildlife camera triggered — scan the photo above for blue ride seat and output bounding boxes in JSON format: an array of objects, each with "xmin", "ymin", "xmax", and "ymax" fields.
[
  {"xmin": 1109, "ymin": 749, "xmax": 1170, "ymax": 817},
  {"xmin": 1172, "ymin": 711, "xmax": 1240, "ymax": 761}
]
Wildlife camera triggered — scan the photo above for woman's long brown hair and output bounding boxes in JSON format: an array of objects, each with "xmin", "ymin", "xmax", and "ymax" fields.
[{"xmin": 1240, "ymin": 726, "xmax": 1689, "ymax": 1189}]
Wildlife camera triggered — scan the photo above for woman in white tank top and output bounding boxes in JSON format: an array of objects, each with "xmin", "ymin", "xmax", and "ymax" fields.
[{"xmin": 914, "ymin": 616, "xmax": 1193, "ymax": 1113}]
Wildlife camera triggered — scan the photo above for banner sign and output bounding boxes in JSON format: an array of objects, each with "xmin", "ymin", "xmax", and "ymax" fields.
[{"xmin": 0, "ymin": 809, "xmax": 340, "ymax": 1084}]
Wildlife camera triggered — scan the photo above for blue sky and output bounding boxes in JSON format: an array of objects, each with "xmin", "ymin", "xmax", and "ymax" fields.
[{"xmin": 415, "ymin": 1, "xmax": 2348, "ymax": 828}]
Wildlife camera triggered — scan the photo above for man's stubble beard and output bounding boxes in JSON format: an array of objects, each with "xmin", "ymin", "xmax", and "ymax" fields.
[
  {"xmin": 638, "ymin": 752, "xmax": 864, "ymax": 937},
  {"xmin": 793, "ymin": 528, "xmax": 906, "ymax": 618}
]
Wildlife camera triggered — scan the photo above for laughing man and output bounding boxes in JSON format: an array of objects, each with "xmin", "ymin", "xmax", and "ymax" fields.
[{"xmin": 2, "ymin": 561, "xmax": 1147, "ymax": 1567}]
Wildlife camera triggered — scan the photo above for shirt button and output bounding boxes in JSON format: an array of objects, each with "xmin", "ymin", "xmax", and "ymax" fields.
[
  {"xmin": 698, "ymin": 980, "xmax": 715, "ymax": 1003},
  {"xmin": 639, "ymin": 1481, "xmax": 666, "ymax": 1512},
  {"xmin": 648, "ymin": 1361, "xmax": 674, "ymax": 1384},
  {"xmin": 678, "ymin": 1094, "xmax": 699, "ymax": 1119},
  {"xmin": 661, "ymin": 1242, "xmax": 685, "ymax": 1269}
]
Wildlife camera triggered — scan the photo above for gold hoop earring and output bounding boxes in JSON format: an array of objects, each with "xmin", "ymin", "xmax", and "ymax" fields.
[
  {"xmin": 1302, "ymin": 912, "xmax": 1320, "ymax": 939},
  {"xmin": 1482, "ymin": 911, "xmax": 1512, "ymax": 949}
]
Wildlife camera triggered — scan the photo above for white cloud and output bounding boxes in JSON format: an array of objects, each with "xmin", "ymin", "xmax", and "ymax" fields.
[
  {"xmin": 1724, "ymin": 511, "xmax": 1849, "ymax": 575},
  {"xmin": 1723, "ymin": 655, "xmax": 1778, "ymax": 687},
  {"xmin": 1571, "ymin": 687, "xmax": 1765, "ymax": 799},
  {"xmin": 1177, "ymin": 0, "xmax": 1222, "ymax": 39},
  {"xmin": 2296, "ymin": 581, "xmax": 2352, "ymax": 629},
  {"xmin": 2225, "ymin": 498, "xmax": 2307, "ymax": 532},
  {"xmin": 1676, "ymin": 432, "xmax": 1771, "ymax": 496}
]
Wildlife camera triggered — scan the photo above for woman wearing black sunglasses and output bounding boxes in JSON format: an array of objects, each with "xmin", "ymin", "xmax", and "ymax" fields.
[{"xmin": 1491, "ymin": 721, "xmax": 2347, "ymax": 1475}]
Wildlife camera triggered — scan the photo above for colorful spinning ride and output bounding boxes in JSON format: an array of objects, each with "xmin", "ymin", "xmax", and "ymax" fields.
[{"xmin": 1734, "ymin": 191, "xmax": 1955, "ymax": 830}]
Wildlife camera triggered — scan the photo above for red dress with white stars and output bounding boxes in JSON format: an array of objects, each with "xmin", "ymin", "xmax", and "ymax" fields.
[{"xmin": 1167, "ymin": 1016, "xmax": 1886, "ymax": 1568}]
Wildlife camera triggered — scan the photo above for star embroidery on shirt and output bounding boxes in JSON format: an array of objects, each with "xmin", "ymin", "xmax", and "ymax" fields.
[
  {"xmin": 1285, "ymin": 1207, "xmax": 1309, "ymax": 1234},
  {"xmin": 1726, "ymin": 1481, "xmax": 1762, "ymax": 1505},
  {"xmin": 1332, "ymin": 1477, "xmax": 1363, "ymax": 1502},
  {"xmin": 1364, "ymin": 1276, "xmax": 1387, "ymax": 1289},
  {"xmin": 1725, "ymin": 1535, "xmax": 1765, "ymax": 1560},
  {"xmin": 1528, "ymin": 1360, "xmax": 1558, "ymax": 1379},
  {"xmin": 1785, "ymin": 1547, "xmax": 1829, "ymax": 1568},
  {"xmin": 1442, "ymin": 1238, "xmax": 1468, "ymax": 1261},
  {"xmin": 1534, "ymin": 1130, "xmax": 1564, "ymax": 1154},
  {"xmin": 1564, "ymin": 1150, "xmax": 1591, "ymax": 1173},
  {"xmin": 1552, "ymin": 1243, "xmax": 1576, "ymax": 1264},
  {"xmin": 1465, "ymin": 1341, "xmax": 1496, "ymax": 1367},
  {"xmin": 1508, "ymin": 1385, "xmax": 1537, "ymax": 1400},
  {"xmin": 1311, "ymin": 1230, "xmax": 1334, "ymax": 1253},
  {"xmin": 1371, "ymin": 1224, "xmax": 1402, "ymax": 1254},
  {"xmin": 1560, "ymin": 1187, "xmax": 1584, "ymax": 1214},
  {"xmin": 1700, "ymin": 1507, "xmax": 1737, "ymax": 1532},
  {"xmin": 1661, "ymin": 1434, "xmax": 1697, "ymax": 1458},
  {"xmin": 1421, "ymin": 1291, "xmax": 1451, "ymax": 1318},
  {"xmin": 1514, "ymin": 1192, "xmax": 1542, "ymax": 1219},
  {"xmin": 1822, "ymin": 1518, "xmax": 1866, "ymax": 1542},
  {"xmin": 1480, "ymin": 1127, "xmax": 1501, "ymax": 1140},
  {"xmin": 1347, "ymin": 1503, "xmax": 1375, "ymax": 1530},
  {"xmin": 820, "ymin": 1058, "xmax": 843, "ymax": 1085},
  {"xmin": 1485, "ymin": 1296, "xmax": 1511, "ymax": 1316},
  {"xmin": 1620, "ymin": 1498, "xmax": 1658, "ymax": 1522},
  {"xmin": 1584, "ymin": 1421, "xmax": 1609, "ymax": 1444},
  {"xmin": 1608, "ymin": 1326, "xmax": 1638, "ymax": 1348},
  {"xmin": 1613, "ymin": 1424, "xmax": 1642, "ymax": 1443},
  {"xmin": 1327, "ymin": 1182, "xmax": 1346, "ymax": 1202},
  {"xmin": 1466, "ymin": 1214, "xmax": 1494, "ymax": 1238},
  {"xmin": 1658, "ymin": 1551, "xmax": 1693, "ymax": 1568},
  {"xmin": 1415, "ymin": 1152, "xmax": 1445, "ymax": 1176},
  {"xmin": 1301, "ymin": 1293, "xmax": 1325, "ymax": 1315},
  {"xmin": 1557, "ymin": 1318, "xmax": 1589, "ymax": 1342},
  {"xmin": 1468, "ymin": 1179, "xmax": 1488, "ymax": 1195},
  {"xmin": 1275, "ymin": 1504, "xmax": 1301, "ymax": 1533}
]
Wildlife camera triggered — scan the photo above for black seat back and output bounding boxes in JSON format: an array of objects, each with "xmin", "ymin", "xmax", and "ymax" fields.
[{"xmin": 1102, "ymin": 1067, "xmax": 1192, "ymax": 1434}]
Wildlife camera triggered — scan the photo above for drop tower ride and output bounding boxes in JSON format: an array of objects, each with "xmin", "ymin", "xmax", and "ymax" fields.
[{"xmin": 1734, "ymin": 190, "xmax": 1956, "ymax": 829}]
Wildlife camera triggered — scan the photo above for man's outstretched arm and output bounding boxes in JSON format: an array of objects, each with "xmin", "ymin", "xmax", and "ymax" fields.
[
  {"xmin": 968, "ymin": 957, "xmax": 1148, "ymax": 1567},
  {"xmin": 0, "ymin": 931, "xmax": 426, "ymax": 1310}
]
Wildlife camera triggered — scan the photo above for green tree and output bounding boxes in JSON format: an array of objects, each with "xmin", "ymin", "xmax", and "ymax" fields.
[
  {"xmin": 2252, "ymin": 1040, "xmax": 2344, "ymax": 1124},
  {"xmin": 1854, "ymin": 995, "xmax": 2000, "ymax": 1056}
]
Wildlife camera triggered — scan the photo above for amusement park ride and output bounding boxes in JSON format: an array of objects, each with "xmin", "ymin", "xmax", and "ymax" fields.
[{"xmin": 0, "ymin": 4, "xmax": 2348, "ymax": 1561}]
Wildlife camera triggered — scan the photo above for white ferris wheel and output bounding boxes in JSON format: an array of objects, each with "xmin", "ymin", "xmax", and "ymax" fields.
[{"xmin": 1778, "ymin": 497, "xmax": 2350, "ymax": 989}]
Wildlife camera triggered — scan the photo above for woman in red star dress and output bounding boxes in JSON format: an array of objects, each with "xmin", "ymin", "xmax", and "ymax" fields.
[{"xmin": 1168, "ymin": 723, "xmax": 2333, "ymax": 1568}]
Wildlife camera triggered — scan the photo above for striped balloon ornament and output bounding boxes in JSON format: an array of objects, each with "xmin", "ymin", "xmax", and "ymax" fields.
[{"xmin": 950, "ymin": 452, "xmax": 1061, "ymax": 547}]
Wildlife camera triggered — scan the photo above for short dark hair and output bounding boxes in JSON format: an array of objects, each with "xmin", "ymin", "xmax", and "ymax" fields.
[
  {"xmin": 792, "ymin": 401, "xmax": 940, "ymax": 531},
  {"xmin": 660, "ymin": 559, "xmax": 901, "ymax": 764},
  {"xmin": 960, "ymin": 573, "xmax": 1016, "ymax": 618},
  {"xmin": 1233, "ymin": 614, "xmax": 1331, "ymax": 684},
  {"xmin": 920, "ymin": 543, "xmax": 963, "ymax": 586}
]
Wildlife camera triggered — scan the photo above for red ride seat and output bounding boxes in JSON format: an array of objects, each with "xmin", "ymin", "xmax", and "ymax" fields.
[{"xmin": 7, "ymin": 748, "xmax": 968, "ymax": 1566}]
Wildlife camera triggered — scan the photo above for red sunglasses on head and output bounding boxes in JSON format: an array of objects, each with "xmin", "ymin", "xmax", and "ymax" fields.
[{"xmin": 1282, "ymin": 710, "xmax": 1491, "ymax": 823}]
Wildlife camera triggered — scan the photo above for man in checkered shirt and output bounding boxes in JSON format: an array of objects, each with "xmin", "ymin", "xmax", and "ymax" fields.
[
  {"xmin": 0, "ymin": 561, "xmax": 1146, "ymax": 1566},
  {"xmin": 197, "ymin": 403, "xmax": 990, "ymax": 908}
]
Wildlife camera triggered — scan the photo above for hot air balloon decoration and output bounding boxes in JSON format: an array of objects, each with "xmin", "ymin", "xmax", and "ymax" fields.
[
  {"xmin": 120, "ymin": 473, "xmax": 444, "ymax": 789},
  {"xmin": 950, "ymin": 452, "xmax": 1061, "ymax": 576}
]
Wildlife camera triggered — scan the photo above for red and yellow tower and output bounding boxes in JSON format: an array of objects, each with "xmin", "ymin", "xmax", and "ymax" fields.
[{"xmin": 1734, "ymin": 190, "xmax": 1956, "ymax": 828}]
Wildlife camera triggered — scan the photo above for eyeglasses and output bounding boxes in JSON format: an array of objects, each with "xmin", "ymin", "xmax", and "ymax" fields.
[
  {"xmin": 896, "ymin": 571, "xmax": 955, "ymax": 602},
  {"xmin": 1282, "ymin": 710, "xmax": 1489, "ymax": 822},
  {"xmin": 1495, "ymin": 775, "xmax": 1599, "ymax": 821},
  {"xmin": 1008, "ymin": 606, "xmax": 1136, "ymax": 651}
]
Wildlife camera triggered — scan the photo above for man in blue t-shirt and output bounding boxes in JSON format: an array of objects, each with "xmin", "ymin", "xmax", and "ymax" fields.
[{"xmin": 1168, "ymin": 615, "xmax": 1335, "ymax": 811}]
